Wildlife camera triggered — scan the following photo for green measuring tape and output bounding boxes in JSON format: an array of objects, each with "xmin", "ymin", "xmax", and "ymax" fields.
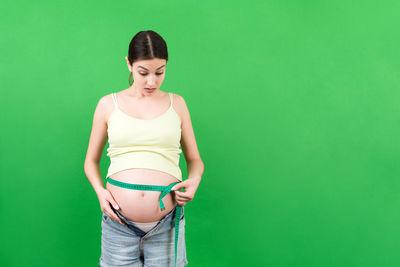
[{"xmin": 107, "ymin": 177, "xmax": 183, "ymax": 267}]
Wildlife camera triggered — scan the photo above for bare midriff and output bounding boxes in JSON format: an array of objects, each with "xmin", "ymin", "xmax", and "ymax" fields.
[{"xmin": 106, "ymin": 168, "xmax": 179, "ymax": 223}]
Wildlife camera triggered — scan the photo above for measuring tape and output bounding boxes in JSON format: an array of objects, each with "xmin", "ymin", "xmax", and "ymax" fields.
[{"xmin": 107, "ymin": 177, "xmax": 183, "ymax": 267}]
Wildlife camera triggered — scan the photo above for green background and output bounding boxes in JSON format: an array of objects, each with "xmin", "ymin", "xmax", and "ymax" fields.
[{"xmin": 1, "ymin": 0, "xmax": 399, "ymax": 266}]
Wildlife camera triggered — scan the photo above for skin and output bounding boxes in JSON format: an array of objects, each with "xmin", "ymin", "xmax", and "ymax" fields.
[{"xmin": 84, "ymin": 57, "xmax": 204, "ymax": 225}]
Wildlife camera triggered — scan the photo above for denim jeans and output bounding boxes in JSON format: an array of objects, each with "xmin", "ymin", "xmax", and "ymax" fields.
[{"xmin": 99, "ymin": 205, "xmax": 188, "ymax": 267}]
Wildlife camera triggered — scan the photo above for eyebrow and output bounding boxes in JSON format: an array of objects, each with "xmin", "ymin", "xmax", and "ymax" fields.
[{"xmin": 138, "ymin": 65, "xmax": 165, "ymax": 71}]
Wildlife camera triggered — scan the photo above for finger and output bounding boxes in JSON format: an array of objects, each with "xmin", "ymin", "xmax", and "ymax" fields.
[
  {"xmin": 175, "ymin": 192, "xmax": 190, "ymax": 200},
  {"xmin": 108, "ymin": 198, "xmax": 120, "ymax": 210},
  {"xmin": 108, "ymin": 203, "xmax": 126, "ymax": 225},
  {"xmin": 174, "ymin": 191, "xmax": 187, "ymax": 197},
  {"xmin": 175, "ymin": 195, "xmax": 190, "ymax": 203},
  {"xmin": 108, "ymin": 209, "xmax": 125, "ymax": 225},
  {"xmin": 172, "ymin": 183, "xmax": 185, "ymax": 191}
]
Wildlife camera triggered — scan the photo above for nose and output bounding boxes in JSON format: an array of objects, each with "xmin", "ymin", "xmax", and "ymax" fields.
[{"xmin": 147, "ymin": 77, "xmax": 156, "ymax": 86}]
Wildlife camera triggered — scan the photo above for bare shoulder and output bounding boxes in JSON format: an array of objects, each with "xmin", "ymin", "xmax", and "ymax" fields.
[
  {"xmin": 95, "ymin": 93, "xmax": 116, "ymax": 124},
  {"xmin": 171, "ymin": 92, "xmax": 188, "ymax": 110},
  {"xmin": 170, "ymin": 92, "xmax": 190, "ymax": 121}
]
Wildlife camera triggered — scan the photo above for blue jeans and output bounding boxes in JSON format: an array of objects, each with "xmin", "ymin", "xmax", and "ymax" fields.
[{"xmin": 99, "ymin": 205, "xmax": 188, "ymax": 266}]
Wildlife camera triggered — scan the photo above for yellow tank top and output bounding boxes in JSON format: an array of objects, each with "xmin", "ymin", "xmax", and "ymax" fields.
[{"xmin": 106, "ymin": 92, "xmax": 183, "ymax": 181}]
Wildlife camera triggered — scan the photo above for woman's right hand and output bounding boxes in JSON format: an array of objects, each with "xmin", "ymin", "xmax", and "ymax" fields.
[{"xmin": 97, "ymin": 188, "xmax": 126, "ymax": 225}]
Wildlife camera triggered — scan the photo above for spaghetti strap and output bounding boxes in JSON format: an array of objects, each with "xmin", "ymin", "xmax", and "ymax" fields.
[
  {"xmin": 168, "ymin": 92, "xmax": 173, "ymax": 107},
  {"xmin": 112, "ymin": 93, "xmax": 119, "ymax": 109}
]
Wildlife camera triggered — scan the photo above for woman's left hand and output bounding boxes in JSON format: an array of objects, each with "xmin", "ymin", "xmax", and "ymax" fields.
[{"xmin": 171, "ymin": 177, "xmax": 201, "ymax": 206}]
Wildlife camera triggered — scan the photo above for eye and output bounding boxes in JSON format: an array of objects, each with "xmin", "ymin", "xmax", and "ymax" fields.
[{"xmin": 139, "ymin": 72, "xmax": 164, "ymax": 76}]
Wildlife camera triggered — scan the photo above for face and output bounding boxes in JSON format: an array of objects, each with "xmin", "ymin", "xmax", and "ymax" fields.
[{"xmin": 125, "ymin": 57, "xmax": 167, "ymax": 95}]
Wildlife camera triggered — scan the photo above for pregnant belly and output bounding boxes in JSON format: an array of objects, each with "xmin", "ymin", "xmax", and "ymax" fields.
[{"xmin": 106, "ymin": 168, "xmax": 179, "ymax": 223}]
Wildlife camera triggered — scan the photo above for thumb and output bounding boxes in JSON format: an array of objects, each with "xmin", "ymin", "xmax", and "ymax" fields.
[
  {"xmin": 108, "ymin": 196, "xmax": 120, "ymax": 210},
  {"xmin": 171, "ymin": 182, "xmax": 183, "ymax": 191}
]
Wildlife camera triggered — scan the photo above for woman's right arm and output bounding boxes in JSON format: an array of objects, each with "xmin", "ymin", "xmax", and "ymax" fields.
[
  {"xmin": 83, "ymin": 95, "xmax": 125, "ymax": 225},
  {"xmin": 84, "ymin": 96, "xmax": 109, "ymax": 195}
]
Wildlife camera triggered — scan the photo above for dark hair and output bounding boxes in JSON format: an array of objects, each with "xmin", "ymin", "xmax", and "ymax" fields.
[{"xmin": 127, "ymin": 30, "xmax": 168, "ymax": 66}]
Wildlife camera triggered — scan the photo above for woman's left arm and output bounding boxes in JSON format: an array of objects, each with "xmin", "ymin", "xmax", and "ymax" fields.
[{"xmin": 171, "ymin": 94, "xmax": 204, "ymax": 206}]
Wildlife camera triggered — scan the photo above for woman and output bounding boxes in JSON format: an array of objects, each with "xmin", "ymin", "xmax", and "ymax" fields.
[{"xmin": 84, "ymin": 30, "xmax": 204, "ymax": 267}]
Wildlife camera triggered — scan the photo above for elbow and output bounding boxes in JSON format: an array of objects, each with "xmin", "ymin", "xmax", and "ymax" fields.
[
  {"xmin": 187, "ymin": 158, "xmax": 204, "ymax": 165},
  {"xmin": 84, "ymin": 157, "xmax": 100, "ymax": 173}
]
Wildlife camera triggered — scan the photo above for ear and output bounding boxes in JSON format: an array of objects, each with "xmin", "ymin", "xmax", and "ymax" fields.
[{"xmin": 125, "ymin": 56, "xmax": 132, "ymax": 72}]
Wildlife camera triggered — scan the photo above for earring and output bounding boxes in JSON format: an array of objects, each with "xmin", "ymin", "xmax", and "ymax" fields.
[{"xmin": 129, "ymin": 72, "xmax": 134, "ymax": 86}]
